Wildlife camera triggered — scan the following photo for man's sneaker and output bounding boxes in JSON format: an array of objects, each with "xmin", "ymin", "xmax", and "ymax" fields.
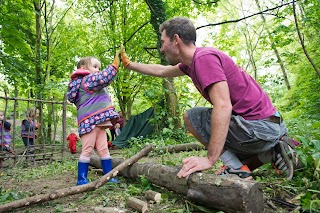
[
  {"xmin": 215, "ymin": 165, "xmax": 253, "ymax": 180},
  {"xmin": 272, "ymin": 140, "xmax": 294, "ymax": 180},
  {"xmin": 280, "ymin": 135, "xmax": 302, "ymax": 170}
]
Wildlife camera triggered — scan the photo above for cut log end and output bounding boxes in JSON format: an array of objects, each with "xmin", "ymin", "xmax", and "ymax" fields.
[
  {"xmin": 144, "ymin": 190, "xmax": 161, "ymax": 203},
  {"xmin": 127, "ymin": 197, "xmax": 148, "ymax": 213}
]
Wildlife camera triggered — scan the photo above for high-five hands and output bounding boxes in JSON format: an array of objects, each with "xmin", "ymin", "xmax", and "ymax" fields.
[
  {"xmin": 120, "ymin": 45, "xmax": 131, "ymax": 68},
  {"xmin": 177, "ymin": 156, "xmax": 213, "ymax": 178},
  {"xmin": 112, "ymin": 48, "xmax": 121, "ymax": 69},
  {"xmin": 112, "ymin": 45, "xmax": 131, "ymax": 69}
]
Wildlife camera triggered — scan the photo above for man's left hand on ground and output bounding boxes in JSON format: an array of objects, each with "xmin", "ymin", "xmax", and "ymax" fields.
[{"xmin": 177, "ymin": 156, "xmax": 213, "ymax": 178}]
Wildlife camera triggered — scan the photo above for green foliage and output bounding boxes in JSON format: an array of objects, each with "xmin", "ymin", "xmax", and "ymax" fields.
[
  {"xmin": 127, "ymin": 128, "xmax": 193, "ymax": 149},
  {"xmin": 0, "ymin": 188, "xmax": 25, "ymax": 205}
]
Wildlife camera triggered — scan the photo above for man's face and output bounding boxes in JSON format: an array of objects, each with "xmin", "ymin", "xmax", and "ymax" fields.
[
  {"xmin": 160, "ymin": 30, "xmax": 179, "ymax": 65},
  {"xmin": 0, "ymin": 112, "xmax": 4, "ymax": 121}
]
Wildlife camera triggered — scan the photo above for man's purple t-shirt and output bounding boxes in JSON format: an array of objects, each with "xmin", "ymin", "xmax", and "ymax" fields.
[{"xmin": 178, "ymin": 47, "xmax": 276, "ymax": 120}]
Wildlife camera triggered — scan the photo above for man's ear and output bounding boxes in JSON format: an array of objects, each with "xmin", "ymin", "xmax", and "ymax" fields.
[{"xmin": 173, "ymin": 34, "xmax": 181, "ymax": 45}]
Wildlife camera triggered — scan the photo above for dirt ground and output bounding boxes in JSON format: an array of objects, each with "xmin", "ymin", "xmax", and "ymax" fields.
[
  {"xmin": 0, "ymin": 149, "xmax": 294, "ymax": 213},
  {"xmin": 0, "ymin": 150, "xmax": 193, "ymax": 213}
]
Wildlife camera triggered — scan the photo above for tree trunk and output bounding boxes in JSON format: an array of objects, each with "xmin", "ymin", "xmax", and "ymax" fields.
[
  {"xmin": 292, "ymin": 1, "xmax": 320, "ymax": 77},
  {"xmin": 145, "ymin": 0, "xmax": 181, "ymax": 129},
  {"xmin": 163, "ymin": 78, "xmax": 181, "ymax": 128},
  {"xmin": 255, "ymin": 0, "xmax": 291, "ymax": 90},
  {"xmin": 91, "ymin": 157, "xmax": 263, "ymax": 212},
  {"xmin": 33, "ymin": 0, "xmax": 44, "ymax": 144}
]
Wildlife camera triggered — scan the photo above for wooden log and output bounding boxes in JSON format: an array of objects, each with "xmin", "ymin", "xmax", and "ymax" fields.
[
  {"xmin": 0, "ymin": 144, "xmax": 153, "ymax": 213},
  {"xmin": 93, "ymin": 206, "xmax": 129, "ymax": 213},
  {"xmin": 154, "ymin": 142, "xmax": 204, "ymax": 154},
  {"xmin": 127, "ymin": 197, "xmax": 148, "ymax": 213},
  {"xmin": 144, "ymin": 190, "xmax": 161, "ymax": 203},
  {"xmin": 90, "ymin": 157, "xmax": 263, "ymax": 213},
  {"xmin": 94, "ymin": 144, "xmax": 153, "ymax": 188}
]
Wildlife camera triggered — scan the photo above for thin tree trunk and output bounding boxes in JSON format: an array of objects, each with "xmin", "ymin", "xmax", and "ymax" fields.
[
  {"xmin": 145, "ymin": 0, "xmax": 181, "ymax": 129},
  {"xmin": 255, "ymin": 0, "xmax": 291, "ymax": 90},
  {"xmin": 34, "ymin": 0, "xmax": 43, "ymax": 144},
  {"xmin": 292, "ymin": 1, "xmax": 320, "ymax": 77}
]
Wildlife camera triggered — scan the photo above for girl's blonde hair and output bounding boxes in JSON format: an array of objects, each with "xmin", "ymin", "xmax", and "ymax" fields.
[
  {"xmin": 27, "ymin": 108, "xmax": 39, "ymax": 118},
  {"xmin": 70, "ymin": 128, "xmax": 77, "ymax": 134},
  {"xmin": 77, "ymin": 56, "xmax": 97, "ymax": 69}
]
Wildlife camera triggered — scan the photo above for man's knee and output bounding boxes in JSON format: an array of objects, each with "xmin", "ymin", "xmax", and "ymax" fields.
[
  {"xmin": 183, "ymin": 111, "xmax": 189, "ymax": 124},
  {"xmin": 183, "ymin": 111, "xmax": 193, "ymax": 130}
]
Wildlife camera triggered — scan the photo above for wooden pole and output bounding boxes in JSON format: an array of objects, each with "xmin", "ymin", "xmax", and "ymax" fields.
[{"xmin": 62, "ymin": 93, "xmax": 67, "ymax": 159}]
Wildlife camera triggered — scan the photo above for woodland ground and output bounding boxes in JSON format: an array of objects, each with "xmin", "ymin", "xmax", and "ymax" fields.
[{"xmin": 0, "ymin": 147, "xmax": 299, "ymax": 213}]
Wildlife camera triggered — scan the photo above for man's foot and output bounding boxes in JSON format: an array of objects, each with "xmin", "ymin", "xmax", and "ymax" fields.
[
  {"xmin": 272, "ymin": 140, "xmax": 294, "ymax": 180},
  {"xmin": 216, "ymin": 165, "xmax": 253, "ymax": 180},
  {"xmin": 280, "ymin": 136, "xmax": 302, "ymax": 170}
]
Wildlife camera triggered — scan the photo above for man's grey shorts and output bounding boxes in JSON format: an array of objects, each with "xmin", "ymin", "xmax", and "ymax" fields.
[{"xmin": 187, "ymin": 107, "xmax": 287, "ymax": 163}]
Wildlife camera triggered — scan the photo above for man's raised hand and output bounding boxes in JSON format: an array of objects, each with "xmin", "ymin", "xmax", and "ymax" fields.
[{"xmin": 120, "ymin": 45, "xmax": 131, "ymax": 68}]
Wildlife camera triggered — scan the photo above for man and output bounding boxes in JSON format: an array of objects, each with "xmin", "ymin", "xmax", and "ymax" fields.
[{"xmin": 121, "ymin": 17, "xmax": 294, "ymax": 180}]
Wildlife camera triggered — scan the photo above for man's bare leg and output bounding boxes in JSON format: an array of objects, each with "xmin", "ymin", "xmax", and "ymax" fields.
[{"xmin": 184, "ymin": 112, "xmax": 208, "ymax": 149}]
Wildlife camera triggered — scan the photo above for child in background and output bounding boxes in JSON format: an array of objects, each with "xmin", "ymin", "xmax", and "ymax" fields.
[
  {"xmin": 110, "ymin": 111, "xmax": 126, "ymax": 140},
  {"xmin": 67, "ymin": 49, "xmax": 122, "ymax": 185},
  {"xmin": 106, "ymin": 131, "xmax": 114, "ymax": 149},
  {"xmin": 21, "ymin": 108, "xmax": 40, "ymax": 154},
  {"xmin": 115, "ymin": 123, "xmax": 121, "ymax": 136},
  {"xmin": 67, "ymin": 128, "xmax": 79, "ymax": 154},
  {"xmin": 0, "ymin": 111, "xmax": 15, "ymax": 168}
]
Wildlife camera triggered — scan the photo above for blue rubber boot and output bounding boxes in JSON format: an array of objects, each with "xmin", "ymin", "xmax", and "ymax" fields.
[
  {"xmin": 101, "ymin": 158, "xmax": 119, "ymax": 183},
  {"xmin": 77, "ymin": 161, "xmax": 89, "ymax": 185}
]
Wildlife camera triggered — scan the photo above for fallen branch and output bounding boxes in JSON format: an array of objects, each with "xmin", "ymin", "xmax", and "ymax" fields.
[
  {"xmin": 0, "ymin": 144, "xmax": 153, "ymax": 213},
  {"xmin": 153, "ymin": 142, "xmax": 204, "ymax": 154}
]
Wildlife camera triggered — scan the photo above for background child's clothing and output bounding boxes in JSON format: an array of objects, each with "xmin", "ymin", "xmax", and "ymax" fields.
[
  {"xmin": 21, "ymin": 119, "xmax": 38, "ymax": 148},
  {"xmin": 0, "ymin": 120, "xmax": 14, "ymax": 168},
  {"xmin": 115, "ymin": 127, "xmax": 121, "ymax": 136},
  {"xmin": 67, "ymin": 133, "xmax": 78, "ymax": 154},
  {"xmin": 0, "ymin": 120, "xmax": 13, "ymax": 153}
]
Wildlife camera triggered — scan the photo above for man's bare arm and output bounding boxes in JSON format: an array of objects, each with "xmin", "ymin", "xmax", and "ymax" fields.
[
  {"xmin": 206, "ymin": 81, "xmax": 233, "ymax": 165},
  {"xmin": 176, "ymin": 81, "xmax": 232, "ymax": 178},
  {"xmin": 126, "ymin": 62, "xmax": 185, "ymax": 78}
]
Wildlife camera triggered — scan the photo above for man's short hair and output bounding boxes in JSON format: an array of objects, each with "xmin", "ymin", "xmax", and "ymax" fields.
[{"xmin": 159, "ymin": 17, "xmax": 196, "ymax": 45}]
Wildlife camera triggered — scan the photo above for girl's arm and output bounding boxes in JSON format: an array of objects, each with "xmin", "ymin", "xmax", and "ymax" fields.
[{"xmin": 84, "ymin": 65, "xmax": 118, "ymax": 92}]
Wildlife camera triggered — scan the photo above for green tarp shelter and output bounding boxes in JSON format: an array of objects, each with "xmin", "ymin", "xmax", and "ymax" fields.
[{"xmin": 112, "ymin": 107, "xmax": 154, "ymax": 148}]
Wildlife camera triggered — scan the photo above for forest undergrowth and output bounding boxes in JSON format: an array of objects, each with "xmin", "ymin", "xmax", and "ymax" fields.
[{"xmin": 0, "ymin": 127, "xmax": 319, "ymax": 213}]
